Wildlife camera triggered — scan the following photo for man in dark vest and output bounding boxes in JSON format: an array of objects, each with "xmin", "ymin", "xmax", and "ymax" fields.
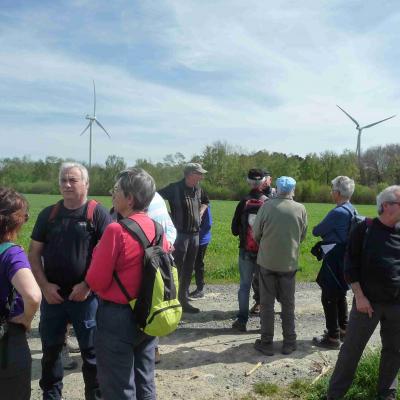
[{"xmin": 159, "ymin": 163, "xmax": 209, "ymax": 313}]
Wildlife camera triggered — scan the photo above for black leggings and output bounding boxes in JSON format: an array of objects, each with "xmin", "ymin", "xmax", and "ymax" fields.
[
  {"xmin": 321, "ymin": 291, "xmax": 348, "ymax": 339},
  {"xmin": 0, "ymin": 323, "xmax": 31, "ymax": 400}
]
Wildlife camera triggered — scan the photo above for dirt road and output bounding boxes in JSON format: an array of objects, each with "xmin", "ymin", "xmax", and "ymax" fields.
[{"xmin": 28, "ymin": 283, "xmax": 380, "ymax": 399}]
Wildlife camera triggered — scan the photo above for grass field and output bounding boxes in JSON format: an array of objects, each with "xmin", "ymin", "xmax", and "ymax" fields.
[{"xmin": 18, "ymin": 195, "xmax": 377, "ymax": 283}]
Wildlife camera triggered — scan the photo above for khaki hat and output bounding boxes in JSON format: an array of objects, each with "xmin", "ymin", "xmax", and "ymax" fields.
[{"xmin": 184, "ymin": 163, "xmax": 207, "ymax": 175}]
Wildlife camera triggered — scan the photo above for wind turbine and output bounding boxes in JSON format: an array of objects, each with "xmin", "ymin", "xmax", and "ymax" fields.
[
  {"xmin": 80, "ymin": 80, "xmax": 111, "ymax": 168},
  {"xmin": 336, "ymin": 105, "xmax": 395, "ymax": 164}
]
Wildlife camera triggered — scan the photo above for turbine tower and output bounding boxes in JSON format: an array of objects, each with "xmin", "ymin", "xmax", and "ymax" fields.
[
  {"xmin": 80, "ymin": 80, "xmax": 111, "ymax": 168},
  {"xmin": 336, "ymin": 105, "xmax": 395, "ymax": 164}
]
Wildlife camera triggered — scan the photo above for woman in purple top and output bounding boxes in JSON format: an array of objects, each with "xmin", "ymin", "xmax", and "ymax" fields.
[{"xmin": 0, "ymin": 187, "xmax": 41, "ymax": 400}]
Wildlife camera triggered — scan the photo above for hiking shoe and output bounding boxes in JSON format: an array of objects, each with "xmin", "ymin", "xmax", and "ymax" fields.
[
  {"xmin": 232, "ymin": 319, "xmax": 247, "ymax": 332},
  {"xmin": 62, "ymin": 344, "xmax": 78, "ymax": 370},
  {"xmin": 249, "ymin": 303, "xmax": 260, "ymax": 315},
  {"xmin": 254, "ymin": 339, "xmax": 274, "ymax": 356},
  {"xmin": 312, "ymin": 334, "xmax": 340, "ymax": 350},
  {"xmin": 155, "ymin": 347, "xmax": 161, "ymax": 364},
  {"xmin": 182, "ymin": 303, "xmax": 200, "ymax": 314},
  {"xmin": 281, "ymin": 341, "xmax": 297, "ymax": 355},
  {"xmin": 189, "ymin": 289, "xmax": 205, "ymax": 299}
]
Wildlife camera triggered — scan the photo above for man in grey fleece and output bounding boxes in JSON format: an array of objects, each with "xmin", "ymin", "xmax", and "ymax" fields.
[{"xmin": 252, "ymin": 176, "xmax": 307, "ymax": 356}]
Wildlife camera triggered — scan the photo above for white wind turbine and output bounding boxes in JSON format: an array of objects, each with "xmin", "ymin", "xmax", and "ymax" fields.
[
  {"xmin": 80, "ymin": 80, "xmax": 111, "ymax": 168},
  {"xmin": 336, "ymin": 105, "xmax": 395, "ymax": 164}
]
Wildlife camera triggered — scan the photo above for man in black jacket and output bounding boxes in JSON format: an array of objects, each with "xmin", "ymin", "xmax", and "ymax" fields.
[
  {"xmin": 231, "ymin": 169, "xmax": 268, "ymax": 331},
  {"xmin": 159, "ymin": 163, "xmax": 209, "ymax": 314},
  {"xmin": 327, "ymin": 185, "xmax": 400, "ymax": 400}
]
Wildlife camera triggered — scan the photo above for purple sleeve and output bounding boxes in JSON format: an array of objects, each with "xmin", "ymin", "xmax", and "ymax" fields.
[{"xmin": 4, "ymin": 246, "xmax": 31, "ymax": 281}]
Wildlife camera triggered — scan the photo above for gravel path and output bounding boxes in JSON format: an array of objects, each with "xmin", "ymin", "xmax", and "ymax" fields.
[{"xmin": 28, "ymin": 283, "xmax": 380, "ymax": 399}]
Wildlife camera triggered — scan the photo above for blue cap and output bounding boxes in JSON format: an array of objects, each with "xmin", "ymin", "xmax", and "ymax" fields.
[{"xmin": 276, "ymin": 176, "xmax": 296, "ymax": 193}]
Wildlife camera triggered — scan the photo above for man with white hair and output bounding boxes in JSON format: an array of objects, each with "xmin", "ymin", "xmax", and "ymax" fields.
[
  {"xmin": 327, "ymin": 185, "xmax": 400, "ymax": 400},
  {"xmin": 29, "ymin": 162, "xmax": 112, "ymax": 400},
  {"xmin": 231, "ymin": 169, "xmax": 269, "ymax": 332},
  {"xmin": 253, "ymin": 176, "xmax": 307, "ymax": 355}
]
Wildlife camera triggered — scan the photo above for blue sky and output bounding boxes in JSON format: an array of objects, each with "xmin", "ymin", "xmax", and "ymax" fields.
[{"xmin": 1, "ymin": 0, "xmax": 399, "ymax": 165}]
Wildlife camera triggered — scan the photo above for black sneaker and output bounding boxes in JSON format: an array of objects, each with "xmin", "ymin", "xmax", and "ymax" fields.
[
  {"xmin": 189, "ymin": 289, "xmax": 204, "ymax": 299},
  {"xmin": 281, "ymin": 341, "xmax": 297, "ymax": 355},
  {"xmin": 312, "ymin": 334, "xmax": 340, "ymax": 349},
  {"xmin": 232, "ymin": 319, "xmax": 247, "ymax": 332},
  {"xmin": 254, "ymin": 339, "xmax": 274, "ymax": 356},
  {"xmin": 182, "ymin": 303, "xmax": 200, "ymax": 313},
  {"xmin": 249, "ymin": 303, "xmax": 260, "ymax": 315}
]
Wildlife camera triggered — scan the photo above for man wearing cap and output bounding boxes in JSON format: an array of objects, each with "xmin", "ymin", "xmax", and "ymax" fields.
[
  {"xmin": 250, "ymin": 169, "xmax": 276, "ymax": 316},
  {"xmin": 159, "ymin": 163, "xmax": 209, "ymax": 313},
  {"xmin": 253, "ymin": 176, "xmax": 307, "ymax": 355},
  {"xmin": 231, "ymin": 169, "xmax": 269, "ymax": 331}
]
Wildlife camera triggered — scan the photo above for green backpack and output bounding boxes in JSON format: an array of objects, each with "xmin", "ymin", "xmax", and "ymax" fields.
[{"xmin": 113, "ymin": 218, "xmax": 182, "ymax": 337}]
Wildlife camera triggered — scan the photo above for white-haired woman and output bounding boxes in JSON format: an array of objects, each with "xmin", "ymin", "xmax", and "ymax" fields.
[
  {"xmin": 312, "ymin": 176, "xmax": 356, "ymax": 349},
  {"xmin": 86, "ymin": 168, "xmax": 169, "ymax": 400}
]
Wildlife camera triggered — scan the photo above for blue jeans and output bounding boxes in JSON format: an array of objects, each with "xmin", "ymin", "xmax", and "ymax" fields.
[
  {"xmin": 237, "ymin": 249, "xmax": 258, "ymax": 323},
  {"xmin": 39, "ymin": 295, "xmax": 100, "ymax": 400},
  {"xmin": 95, "ymin": 300, "xmax": 156, "ymax": 400}
]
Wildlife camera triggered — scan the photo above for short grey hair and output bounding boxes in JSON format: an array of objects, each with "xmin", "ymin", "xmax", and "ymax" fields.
[
  {"xmin": 376, "ymin": 185, "xmax": 400, "ymax": 215},
  {"xmin": 59, "ymin": 162, "xmax": 89, "ymax": 185},
  {"xmin": 331, "ymin": 176, "xmax": 355, "ymax": 200},
  {"xmin": 116, "ymin": 168, "xmax": 155, "ymax": 211}
]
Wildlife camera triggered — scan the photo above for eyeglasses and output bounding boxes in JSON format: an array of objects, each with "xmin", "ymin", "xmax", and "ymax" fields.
[
  {"xmin": 109, "ymin": 185, "xmax": 121, "ymax": 195},
  {"xmin": 388, "ymin": 202, "xmax": 400, "ymax": 206}
]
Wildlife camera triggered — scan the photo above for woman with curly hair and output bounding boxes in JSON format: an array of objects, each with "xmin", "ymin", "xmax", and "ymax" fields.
[{"xmin": 0, "ymin": 187, "xmax": 41, "ymax": 399}]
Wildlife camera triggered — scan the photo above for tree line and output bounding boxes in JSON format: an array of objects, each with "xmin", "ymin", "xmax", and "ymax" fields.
[{"xmin": 1, "ymin": 142, "xmax": 399, "ymax": 204}]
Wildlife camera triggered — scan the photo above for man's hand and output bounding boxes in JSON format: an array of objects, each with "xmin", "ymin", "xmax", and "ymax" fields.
[
  {"xmin": 9, "ymin": 313, "xmax": 32, "ymax": 332},
  {"xmin": 43, "ymin": 282, "xmax": 64, "ymax": 304},
  {"xmin": 355, "ymin": 294, "xmax": 374, "ymax": 318},
  {"xmin": 69, "ymin": 281, "xmax": 91, "ymax": 302}
]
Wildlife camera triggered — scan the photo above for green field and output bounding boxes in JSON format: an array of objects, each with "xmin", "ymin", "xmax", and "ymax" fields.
[{"xmin": 18, "ymin": 195, "xmax": 377, "ymax": 283}]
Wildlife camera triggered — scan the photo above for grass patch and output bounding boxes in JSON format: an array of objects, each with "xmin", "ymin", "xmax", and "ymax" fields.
[
  {"xmin": 17, "ymin": 195, "xmax": 376, "ymax": 283},
  {"xmin": 253, "ymin": 382, "xmax": 280, "ymax": 396}
]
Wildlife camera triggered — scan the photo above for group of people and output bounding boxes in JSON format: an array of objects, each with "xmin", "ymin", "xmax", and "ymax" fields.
[
  {"xmin": 0, "ymin": 161, "xmax": 213, "ymax": 400},
  {"xmin": 0, "ymin": 160, "xmax": 400, "ymax": 400},
  {"xmin": 230, "ymin": 169, "xmax": 400, "ymax": 400}
]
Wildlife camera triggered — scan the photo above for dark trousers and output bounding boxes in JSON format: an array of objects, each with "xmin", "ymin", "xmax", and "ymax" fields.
[
  {"xmin": 328, "ymin": 301, "xmax": 400, "ymax": 399},
  {"xmin": 259, "ymin": 268, "xmax": 296, "ymax": 344},
  {"xmin": 96, "ymin": 300, "xmax": 156, "ymax": 400},
  {"xmin": 173, "ymin": 232, "xmax": 199, "ymax": 305},
  {"xmin": 252, "ymin": 268, "xmax": 260, "ymax": 304},
  {"xmin": 321, "ymin": 291, "xmax": 348, "ymax": 339},
  {"xmin": 194, "ymin": 243, "xmax": 208, "ymax": 291},
  {"xmin": 39, "ymin": 295, "xmax": 100, "ymax": 400},
  {"xmin": 0, "ymin": 324, "xmax": 31, "ymax": 400}
]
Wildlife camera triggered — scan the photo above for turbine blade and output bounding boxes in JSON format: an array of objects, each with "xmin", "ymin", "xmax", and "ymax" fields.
[
  {"xmin": 95, "ymin": 119, "xmax": 111, "ymax": 138},
  {"xmin": 80, "ymin": 122, "xmax": 91, "ymax": 136},
  {"xmin": 93, "ymin": 80, "xmax": 96, "ymax": 116},
  {"xmin": 361, "ymin": 115, "xmax": 396, "ymax": 130},
  {"xmin": 336, "ymin": 105, "xmax": 360, "ymax": 128}
]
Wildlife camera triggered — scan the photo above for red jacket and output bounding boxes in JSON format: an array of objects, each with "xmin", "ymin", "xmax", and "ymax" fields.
[{"xmin": 86, "ymin": 212, "xmax": 168, "ymax": 303}]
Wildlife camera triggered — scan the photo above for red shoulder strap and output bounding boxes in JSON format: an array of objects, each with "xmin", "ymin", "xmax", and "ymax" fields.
[
  {"xmin": 86, "ymin": 200, "xmax": 98, "ymax": 223},
  {"xmin": 48, "ymin": 201, "xmax": 62, "ymax": 222}
]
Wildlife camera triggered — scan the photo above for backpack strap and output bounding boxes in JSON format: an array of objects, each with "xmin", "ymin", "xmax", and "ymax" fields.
[
  {"xmin": 48, "ymin": 201, "xmax": 63, "ymax": 222},
  {"xmin": 86, "ymin": 200, "xmax": 98, "ymax": 224},
  {"xmin": 0, "ymin": 242, "xmax": 15, "ymax": 255},
  {"xmin": 113, "ymin": 218, "xmax": 164, "ymax": 302}
]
